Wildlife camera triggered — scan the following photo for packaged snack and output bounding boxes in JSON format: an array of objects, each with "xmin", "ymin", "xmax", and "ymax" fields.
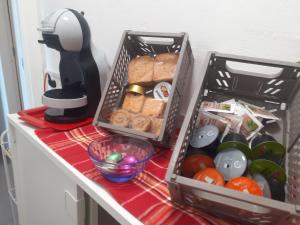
[
  {"xmin": 233, "ymin": 102, "xmax": 246, "ymax": 116},
  {"xmin": 201, "ymin": 101, "xmax": 235, "ymax": 114},
  {"xmin": 239, "ymin": 109, "xmax": 264, "ymax": 140},
  {"xmin": 218, "ymin": 112, "xmax": 243, "ymax": 133},
  {"xmin": 153, "ymin": 82, "xmax": 172, "ymax": 102},
  {"xmin": 128, "ymin": 84, "xmax": 144, "ymax": 95},
  {"xmin": 239, "ymin": 100, "xmax": 280, "ymax": 121},
  {"xmin": 197, "ymin": 111, "xmax": 230, "ymax": 137},
  {"xmin": 221, "ymin": 98, "xmax": 236, "ymax": 105}
]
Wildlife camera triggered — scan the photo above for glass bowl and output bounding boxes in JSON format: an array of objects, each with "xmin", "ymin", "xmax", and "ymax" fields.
[{"xmin": 88, "ymin": 135, "xmax": 154, "ymax": 182}]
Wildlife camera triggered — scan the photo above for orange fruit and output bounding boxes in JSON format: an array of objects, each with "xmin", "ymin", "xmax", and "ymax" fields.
[
  {"xmin": 225, "ymin": 177, "xmax": 263, "ymax": 196},
  {"xmin": 181, "ymin": 154, "xmax": 215, "ymax": 178},
  {"xmin": 193, "ymin": 168, "xmax": 225, "ymax": 186}
]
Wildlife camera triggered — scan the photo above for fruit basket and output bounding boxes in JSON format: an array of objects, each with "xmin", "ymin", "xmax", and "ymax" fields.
[
  {"xmin": 94, "ymin": 31, "xmax": 194, "ymax": 146},
  {"xmin": 166, "ymin": 52, "xmax": 300, "ymax": 224}
]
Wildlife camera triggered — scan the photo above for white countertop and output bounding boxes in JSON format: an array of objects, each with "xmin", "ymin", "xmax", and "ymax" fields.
[{"xmin": 8, "ymin": 113, "xmax": 143, "ymax": 225}]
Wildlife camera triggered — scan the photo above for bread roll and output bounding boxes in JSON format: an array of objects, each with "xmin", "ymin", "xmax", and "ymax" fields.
[
  {"xmin": 130, "ymin": 114, "xmax": 151, "ymax": 132},
  {"xmin": 122, "ymin": 93, "xmax": 145, "ymax": 113},
  {"xmin": 156, "ymin": 53, "xmax": 179, "ymax": 63},
  {"xmin": 153, "ymin": 53, "xmax": 179, "ymax": 82},
  {"xmin": 142, "ymin": 98, "xmax": 166, "ymax": 118},
  {"xmin": 150, "ymin": 117, "xmax": 164, "ymax": 136},
  {"xmin": 128, "ymin": 56, "xmax": 154, "ymax": 85},
  {"xmin": 110, "ymin": 109, "xmax": 131, "ymax": 127}
]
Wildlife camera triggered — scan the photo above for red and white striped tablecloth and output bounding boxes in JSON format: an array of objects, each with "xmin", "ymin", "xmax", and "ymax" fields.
[{"xmin": 35, "ymin": 124, "xmax": 239, "ymax": 225}]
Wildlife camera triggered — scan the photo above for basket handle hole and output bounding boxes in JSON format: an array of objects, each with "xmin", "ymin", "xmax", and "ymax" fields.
[
  {"xmin": 226, "ymin": 61, "xmax": 283, "ymax": 79},
  {"xmin": 138, "ymin": 36, "xmax": 174, "ymax": 45}
]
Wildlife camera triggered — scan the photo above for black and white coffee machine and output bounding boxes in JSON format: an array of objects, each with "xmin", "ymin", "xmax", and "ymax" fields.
[{"xmin": 38, "ymin": 9, "xmax": 109, "ymax": 123}]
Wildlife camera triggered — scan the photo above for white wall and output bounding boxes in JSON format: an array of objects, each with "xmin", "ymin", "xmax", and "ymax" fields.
[
  {"xmin": 0, "ymin": 0, "xmax": 22, "ymax": 112},
  {"xmin": 28, "ymin": 0, "xmax": 300, "ymax": 107},
  {"xmin": 0, "ymin": 61, "xmax": 8, "ymax": 132},
  {"xmin": 11, "ymin": 0, "xmax": 44, "ymax": 108}
]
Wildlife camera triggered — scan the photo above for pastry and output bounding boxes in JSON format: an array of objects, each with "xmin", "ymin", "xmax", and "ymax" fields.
[
  {"xmin": 142, "ymin": 98, "xmax": 166, "ymax": 117},
  {"xmin": 130, "ymin": 114, "xmax": 151, "ymax": 132},
  {"xmin": 122, "ymin": 93, "xmax": 145, "ymax": 113},
  {"xmin": 153, "ymin": 53, "xmax": 179, "ymax": 82},
  {"xmin": 110, "ymin": 109, "xmax": 131, "ymax": 127},
  {"xmin": 128, "ymin": 56, "xmax": 154, "ymax": 85},
  {"xmin": 150, "ymin": 117, "xmax": 164, "ymax": 136},
  {"xmin": 155, "ymin": 53, "xmax": 179, "ymax": 62}
]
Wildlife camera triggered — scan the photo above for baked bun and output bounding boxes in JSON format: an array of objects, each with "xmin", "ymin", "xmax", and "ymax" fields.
[
  {"xmin": 153, "ymin": 53, "xmax": 178, "ymax": 82},
  {"xmin": 150, "ymin": 117, "xmax": 163, "ymax": 136},
  {"xmin": 122, "ymin": 93, "xmax": 145, "ymax": 113},
  {"xmin": 142, "ymin": 98, "xmax": 166, "ymax": 118},
  {"xmin": 128, "ymin": 56, "xmax": 154, "ymax": 85},
  {"xmin": 130, "ymin": 114, "xmax": 151, "ymax": 132},
  {"xmin": 110, "ymin": 109, "xmax": 131, "ymax": 127}
]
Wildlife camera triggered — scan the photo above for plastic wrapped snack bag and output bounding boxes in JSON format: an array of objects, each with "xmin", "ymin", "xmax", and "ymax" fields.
[
  {"xmin": 197, "ymin": 111, "xmax": 230, "ymax": 139},
  {"xmin": 239, "ymin": 109, "xmax": 264, "ymax": 140},
  {"xmin": 221, "ymin": 99, "xmax": 246, "ymax": 116},
  {"xmin": 218, "ymin": 112, "xmax": 243, "ymax": 133},
  {"xmin": 238, "ymin": 100, "xmax": 280, "ymax": 121},
  {"xmin": 201, "ymin": 101, "xmax": 235, "ymax": 114}
]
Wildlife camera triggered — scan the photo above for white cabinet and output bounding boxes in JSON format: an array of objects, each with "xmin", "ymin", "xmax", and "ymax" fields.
[
  {"xmin": 6, "ymin": 114, "xmax": 143, "ymax": 225},
  {"xmin": 8, "ymin": 119, "xmax": 85, "ymax": 225},
  {"xmin": 1, "ymin": 130, "xmax": 18, "ymax": 225}
]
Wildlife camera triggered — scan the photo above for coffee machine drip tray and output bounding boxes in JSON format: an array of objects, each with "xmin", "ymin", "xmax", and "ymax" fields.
[
  {"xmin": 42, "ymin": 89, "xmax": 87, "ymax": 109},
  {"xmin": 44, "ymin": 107, "xmax": 88, "ymax": 124}
]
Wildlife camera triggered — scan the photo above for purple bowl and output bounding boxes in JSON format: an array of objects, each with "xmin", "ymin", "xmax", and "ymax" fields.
[{"xmin": 88, "ymin": 135, "xmax": 154, "ymax": 182}]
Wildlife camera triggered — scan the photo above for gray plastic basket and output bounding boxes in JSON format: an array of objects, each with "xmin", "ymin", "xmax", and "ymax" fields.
[
  {"xmin": 166, "ymin": 52, "xmax": 300, "ymax": 224},
  {"xmin": 94, "ymin": 31, "xmax": 194, "ymax": 146}
]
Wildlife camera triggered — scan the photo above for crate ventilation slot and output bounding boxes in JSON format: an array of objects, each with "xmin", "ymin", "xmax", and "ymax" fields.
[
  {"xmin": 184, "ymin": 194, "xmax": 197, "ymax": 205},
  {"xmin": 218, "ymin": 71, "xmax": 224, "ymax": 77},
  {"xmin": 263, "ymin": 88, "xmax": 281, "ymax": 95},
  {"xmin": 171, "ymin": 44, "xmax": 181, "ymax": 49},
  {"xmin": 222, "ymin": 80, "xmax": 229, "ymax": 87},
  {"xmin": 138, "ymin": 42, "xmax": 148, "ymax": 47},
  {"xmin": 271, "ymin": 89, "xmax": 281, "ymax": 95},
  {"xmin": 225, "ymin": 72, "xmax": 231, "ymax": 78},
  {"xmin": 137, "ymin": 41, "xmax": 154, "ymax": 55},
  {"xmin": 216, "ymin": 71, "xmax": 232, "ymax": 88},
  {"xmin": 267, "ymin": 79, "xmax": 284, "ymax": 86},
  {"xmin": 263, "ymin": 79, "xmax": 285, "ymax": 96},
  {"xmin": 141, "ymin": 47, "xmax": 151, "ymax": 53},
  {"xmin": 274, "ymin": 80, "xmax": 284, "ymax": 86}
]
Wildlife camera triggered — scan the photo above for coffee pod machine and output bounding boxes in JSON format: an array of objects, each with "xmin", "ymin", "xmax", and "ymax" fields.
[{"xmin": 38, "ymin": 9, "xmax": 109, "ymax": 123}]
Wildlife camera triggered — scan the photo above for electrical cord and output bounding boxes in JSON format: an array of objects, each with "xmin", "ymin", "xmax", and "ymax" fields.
[
  {"xmin": 43, "ymin": 72, "xmax": 57, "ymax": 92},
  {"xmin": 43, "ymin": 72, "xmax": 48, "ymax": 92}
]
